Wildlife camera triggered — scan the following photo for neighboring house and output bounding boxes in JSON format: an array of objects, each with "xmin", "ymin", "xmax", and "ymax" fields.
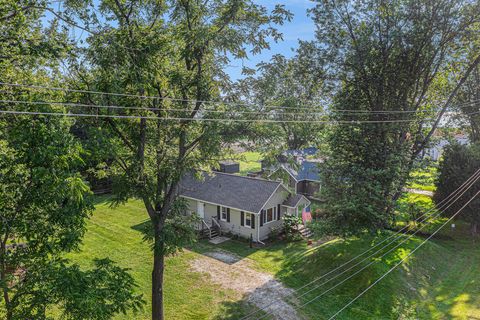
[
  {"xmin": 179, "ymin": 171, "xmax": 310, "ymax": 242},
  {"xmin": 423, "ymin": 133, "xmax": 469, "ymax": 161},
  {"xmin": 262, "ymin": 147, "xmax": 322, "ymax": 199},
  {"xmin": 268, "ymin": 161, "xmax": 321, "ymax": 197}
]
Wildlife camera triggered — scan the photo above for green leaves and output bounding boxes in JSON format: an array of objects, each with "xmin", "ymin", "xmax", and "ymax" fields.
[
  {"xmin": 309, "ymin": 0, "xmax": 480, "ymax": 236},
  {"xmin": 434, "ymin": 142, "xmax": 480, "ymax": 235},
  {"xmin": 7, "ymin": 258, "xmax": 144, "ymax": 320}
]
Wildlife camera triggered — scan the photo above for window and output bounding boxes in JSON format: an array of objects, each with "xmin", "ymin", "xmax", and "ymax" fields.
[
  {"xmin": 221, "ymin": 206, "xmax": 227, "ymax": 221},
  {"xmin": 245, "ymin": 213, "xmax": 251, "ymax": 227},
  {"xmin": 264, "ymin": 207, "xmax": 277, "ymax": 224}
]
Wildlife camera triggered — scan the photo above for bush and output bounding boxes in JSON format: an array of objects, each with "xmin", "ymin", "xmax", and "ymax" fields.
[{"xmin": 283, "ymin": 215, "xmax": 303, "ymax": 241}]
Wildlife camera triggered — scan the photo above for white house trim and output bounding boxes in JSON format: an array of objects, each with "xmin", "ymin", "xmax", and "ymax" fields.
[
  {"xmin": 179, "ymin": 195, "xmax": 258, "ymax": 215},
  {"xmin": 268, "ymin": 166, "xmax": 299, "ymax": 182},
  {"xmin": 281, "ymin": 195, "xmax": 311, "ymax": 208},
  {"xmin": 256, "ymin": 183, "xmax": 290, "ymax": 214}
]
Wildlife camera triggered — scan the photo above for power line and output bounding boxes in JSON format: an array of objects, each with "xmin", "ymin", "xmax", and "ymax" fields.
[
  {"xmin": 243, "ymin": 168, "xmax": 480, "ymax": 319},
  {"xmin": 293, "ymin": 170, "xmax": 479, "ymax": 304},
  {"xmin": 327, "ymin": 188, "xmax": 480, "ymax": 319},
  {"xmin": 1, "ymin": 81, "xmax": 321, "ymax": 110},
  {"xmin": 1, "ymin": 99, "xmax": 465, "ymax": 118},
  {"xmin": 2, "ymin": 81, "xmax": 479, "ymax": 113},
  {"xmin": 0, "ymin": 99, "xmax": 359, "ymax": 116},
  {"xmin": 291, "ymin": 187, "xmax": 477, "ymax": 316},
  {"xmin": 0, "ymin": 110, "xmax": 433, "ymax": 124},
  {"xmin": 0, "ymin": 99, "xmax": 330, "ymax": 117}
]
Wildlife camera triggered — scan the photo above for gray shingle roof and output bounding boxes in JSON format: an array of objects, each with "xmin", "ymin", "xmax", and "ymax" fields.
[
  {"xmin": 179, "ymin": 172, "xmax": 282, "ymax": 213},
  {"xmin": 282, "ymin": 194, "xmax": 305, "ymax": 207},
  {"xmin": 281, "ymin": 161, "xmax": 321, "ymax": 182}
]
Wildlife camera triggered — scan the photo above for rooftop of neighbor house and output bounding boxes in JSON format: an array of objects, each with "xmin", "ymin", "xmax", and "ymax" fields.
[
  {"xmin": 284, "ymin": 147, "xmax": 319, "ymax": 157},
  {"xmin": 179, "ymin": 171, "xmax": 288, "ymax": 214},
  {"xmin": 280, "ymin": 161, "xmax": 321, "ymax": 182},
  {"xmin": 283, "ymin": 193, "xmax": 309, "ymax": 208}
]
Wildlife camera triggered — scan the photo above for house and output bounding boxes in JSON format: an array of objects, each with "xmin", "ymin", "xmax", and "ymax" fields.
[
  {"xmin": 179, "ymin": 171, "xmax": 310, "ymax": 242},
  {"xmin": 268, "ymin": 160, "xmax": 322, "ymax": 198},
  {"xmin": 422, "ymin": 133, "xmax": 469, "ymax": 161},
  {"xmin": 261, "ymin": 147, "xmax": 322, "ymax": 199}
]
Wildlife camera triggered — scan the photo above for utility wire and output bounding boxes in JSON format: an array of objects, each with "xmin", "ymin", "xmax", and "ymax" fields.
[
  {"xmin": 241, "ymin": 169, "xmax": 480, "ymax": 320},
  {"xmin": 0, "ymin": 81, "xmax": 323, "ymax": 110},
  {"xmin": 327, "ymin": 188, "xmax": 480, "ymax": 320},
  {"xmin": 2, "ymin": 81, "xmax": 480, "ymax": 113},
  {"xmin": 0, "ymin": 110, "xmax": 433, "ymax": 124},
  {"xmin": 0, "ymin": 99, "xmax": 466, "ymax": 117},
  {"xmin": 242, "ymin": 168, "xmax": 480, "ymax": 319},
  {"xmin": 290, "ymin": 182, "xmax": 480, "ymax": 316}
]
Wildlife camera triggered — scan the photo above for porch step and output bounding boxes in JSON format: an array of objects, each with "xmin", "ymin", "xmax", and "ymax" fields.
[
  {"xmin": 298, "ymin": 225, "xmax": 314, "ymax": 238},
  {"xmin": 201, "ymin": 228, "xmax": 220, "ymax": 239}
]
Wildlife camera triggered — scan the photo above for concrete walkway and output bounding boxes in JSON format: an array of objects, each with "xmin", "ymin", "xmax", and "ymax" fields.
[
  {"xmin": 404, "ymin": 188, "xmax": 434, "ymax": 197},
  {"xmin": 208, "ymin": 236, "xmax": 231, "ymax": 245}
]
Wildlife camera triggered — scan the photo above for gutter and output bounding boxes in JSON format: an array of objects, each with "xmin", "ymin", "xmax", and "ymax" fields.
[{"xmin": 257, "ymin": 214, "xmax": 265, "ymax": 245}]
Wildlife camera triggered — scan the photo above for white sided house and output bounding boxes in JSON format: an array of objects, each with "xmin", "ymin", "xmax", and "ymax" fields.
[{"xmin": 179, "ymin": 171, "xmax": 310, "ymax": 242}]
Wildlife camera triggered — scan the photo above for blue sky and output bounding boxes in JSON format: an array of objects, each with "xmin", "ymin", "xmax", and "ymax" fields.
[
  {"xmin": 44, "ymin": 0, "xmax": 316, "ymax": 81},
  {"xmin": 226, "ymin": 0, "xmax": 316, "ymax": 80}
]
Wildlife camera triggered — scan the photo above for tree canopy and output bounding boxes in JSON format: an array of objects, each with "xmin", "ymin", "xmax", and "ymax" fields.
[
  {"xmin": 0, "ymin": 1, "xmax": 143, "ymax": 318},
  {"xmin": 311, "ymin": 0, "xmax": 480, "ymax": 235},
  {"xmin": 61, "ymin": 1, "xmax": 292, "ymax": 318}
]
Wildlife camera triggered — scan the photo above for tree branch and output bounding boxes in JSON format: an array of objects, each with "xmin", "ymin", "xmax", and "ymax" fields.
[{"xmin": 413, "ymin": 54, "xmax": 480, "ymax": 158}]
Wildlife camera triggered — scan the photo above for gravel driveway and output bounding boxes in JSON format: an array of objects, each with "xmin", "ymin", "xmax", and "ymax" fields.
[{"xmin": 190, "ymin": 250, "xmax": 303, "ymax": 320}]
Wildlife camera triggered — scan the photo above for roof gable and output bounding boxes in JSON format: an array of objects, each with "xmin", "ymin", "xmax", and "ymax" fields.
[{"xmin": 179, "ymin": 172, "xmax": 283, "ymax": 213}]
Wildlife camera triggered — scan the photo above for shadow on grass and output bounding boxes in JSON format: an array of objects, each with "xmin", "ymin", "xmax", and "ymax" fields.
[
  {"xmin": 190, "ymin": 226, "xmax": 480, "ymax": 320},
  {"xmin": 91, "ymin": 194, "xmax": 113, "ymax": 205}
]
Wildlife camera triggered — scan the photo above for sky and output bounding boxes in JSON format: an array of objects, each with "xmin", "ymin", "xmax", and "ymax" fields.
[
  {"xmin": 44, "ymin": 0, "xmax": 317, "ymax": 81},
  {"xmin": 226, "ymin": 0, "xmax": 317, "ymax": 80}
]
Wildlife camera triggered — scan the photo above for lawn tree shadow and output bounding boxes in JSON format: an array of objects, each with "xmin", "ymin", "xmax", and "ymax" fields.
[
  {"xmin": 131, "ymin": 219, "xmax": 152, "ymax": 235},
  {"xmin": 193, "ymin": 225, "xmax": 480, "ymax": 319}
]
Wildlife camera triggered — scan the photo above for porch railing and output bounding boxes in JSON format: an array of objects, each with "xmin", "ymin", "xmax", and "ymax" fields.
[
  {"xmin": 201, "ymin": 219, "xmax": 213, "ymax": 239},
  {"xmin": 211, "ymin": 217, "xmax": 222, "ymax": 236}
]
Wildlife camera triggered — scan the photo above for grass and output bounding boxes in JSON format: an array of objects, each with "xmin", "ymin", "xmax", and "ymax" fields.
[
  {"xmin": 207, "ymin": 222, "xmax": 480, "ymax": 319},
  {"xmin": 66, "ymin": 197, "xmax": 249, "ymax": 320},
  {"xmin": 236, "ymin": 151, "xmax": 262, "ymax": 176},
  {"xmin": 407, "ymin": 166, "xmax": 438, "ymax": 192},
  {"xmin": 66, "ymin": 194, "xmax": 480, "ymax": 320}
]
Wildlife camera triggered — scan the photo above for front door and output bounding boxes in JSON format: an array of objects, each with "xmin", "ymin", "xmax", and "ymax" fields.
[{"xmin": 197, "ymin": 201, "xmax": 205, "ymax": 219}]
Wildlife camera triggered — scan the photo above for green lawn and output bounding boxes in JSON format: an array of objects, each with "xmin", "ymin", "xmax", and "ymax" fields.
[
  {"xmin": 408, "ymin": 166, "xmax": 438, "ymax": 192},
  {"xmin": 66, "ymin": 197, "xmax": 249, "ymax": 320},
  {"xmin": 210, "ymin": 222, "xmax": 480, "ymax": 319},
  {"xmin": 236, "ymin": 151, "xmax": 262, "ymax": 176},
  {"xmin": 66, "ymin": 195, "xmax": 480, "ymax": 320}
]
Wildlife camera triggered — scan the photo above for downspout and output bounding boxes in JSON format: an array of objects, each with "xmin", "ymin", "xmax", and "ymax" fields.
[{"xmin": 257, "ymin": 213, "xmax": 265, "ymax": 245}]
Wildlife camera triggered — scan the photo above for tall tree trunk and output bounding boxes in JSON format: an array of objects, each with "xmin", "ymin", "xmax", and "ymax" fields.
[
  {"xmin": 0, "ymin": 243, "xmax": 12, "ymax": 320},
  {"xmin": 152, "ymin": 221, "xmax": 165, "ymax": 320}
]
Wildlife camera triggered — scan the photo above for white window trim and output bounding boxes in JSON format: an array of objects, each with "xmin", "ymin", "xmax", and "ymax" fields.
[
  {"xmin": 220, "ymin": 206, "xmax": 228, "ymax": 221},
  {"xmin": 264, "ymin": 206, "xmax": 277, "ymax": 224},
  {"xmin": 244, "ymin": 212, "xmax": 252, "ymax": 228}
]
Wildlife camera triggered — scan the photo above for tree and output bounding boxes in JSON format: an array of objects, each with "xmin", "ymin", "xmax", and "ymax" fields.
[
  {"xmin": 452, "ymin": 64, "xmax": 480, "ymax": 143},
  {"xmin": 234, "ymin": 42, "xmax": 327, "ymax": 151},
  {"xmin": 310, "ymin": 0, "xmax": 480, "ymax": 235},
  {"xmin": 64, "ymin": 1, "xmax": 291, "ymax": 318},
  {"xmin": 0, "ymin": 1, "xmax": 143, "ymax": 318},
  {"xmin": 434, "ymin": 143, "xmax": 480, "ymax": 236}
]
